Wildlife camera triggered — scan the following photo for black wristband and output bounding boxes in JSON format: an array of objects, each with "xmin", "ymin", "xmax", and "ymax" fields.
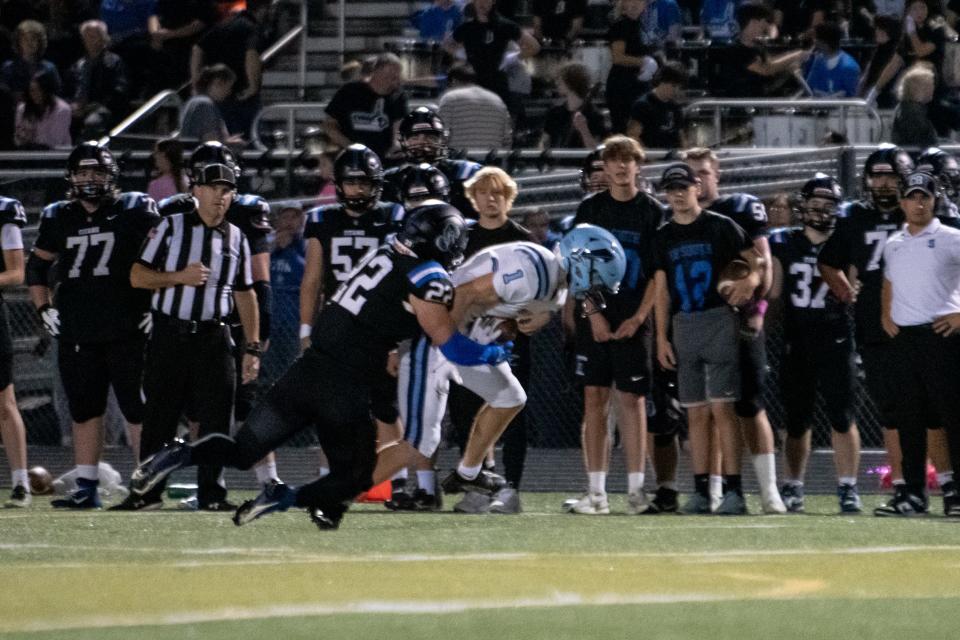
[
  {"xmin": 245, "ymin": 342, "xmax": 262, "ymax": 357},
  {"xmin": 253, "ymin": 280, "xmax": 271, "ymax": 342}
]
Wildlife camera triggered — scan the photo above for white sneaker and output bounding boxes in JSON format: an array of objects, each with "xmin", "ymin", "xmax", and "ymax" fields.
[
  {"xmin": 760, "ymin": 486, "xmax": 787, "ymax": 514},
  {"xmin": 489, "ymin": 487, "xmax": 521, "ymax": 514},
  {"xmin": 453, "ymin": 491, "xmax": 492, "ymax": 514},
  {"xmin": 626, "ymin": 491, "xmax": 652, "ymax": 514},
  {"xmin": 710, "ymin": 492, "xmax": 723, "ymax": 513},
  {"xmin": 570, "ymin": 492, "xmax": 610, "ymax": 515}
]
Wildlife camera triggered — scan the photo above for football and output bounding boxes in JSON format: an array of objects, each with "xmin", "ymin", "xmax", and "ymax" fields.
[
  {"xmin": 494, "ymin": 318, "xmax": 519, "ymax": 342},
  {"xmin": 716, "ymin": 258, "xmax": 752, "ymax": 303},
  {"xmin": 28, "ymin": 466, "xmax": 54, "ymax": 495}
]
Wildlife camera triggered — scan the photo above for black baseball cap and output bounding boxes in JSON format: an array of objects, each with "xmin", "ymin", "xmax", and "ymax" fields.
[
  {"xmin": 901, "ymin": 171, "xmax": 936, "ymax": 197},
  {"xmin": 660, "ymin": 163, "xmax": 699, "ymax": 189}
]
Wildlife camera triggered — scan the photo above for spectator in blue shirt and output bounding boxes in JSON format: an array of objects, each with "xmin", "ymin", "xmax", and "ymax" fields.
[
  {"xmin": 411, "ymin": 0, "xmax": 464, "ymax": 42},
  {"xmin": 264, "ymin": 203, "xmax": 307, "ymax": 383},
  {"xmin": 644, "ymin": 0, "xmax": 683, "ymax": 42},
  {"xmin": 701, "ymin": 0, "xmax": 740, "ymax": 39},
  {"xmin": 804, "ymin": 21, "xmax": 861, "ymax": 97}
]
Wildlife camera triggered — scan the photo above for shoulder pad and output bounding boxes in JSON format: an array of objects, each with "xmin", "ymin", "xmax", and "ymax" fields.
[
  {"xmin": 407, "ymin": 260, "xmax": 449, "ymax": 286},
  {"xmin": 0, "ymin": 197, "xmax": 27, "ymax": 227},
  {"xmin": 383, "ymin": 201, "xmax": 405, "ymax": 224},
  {"xmin": 459, "ymin": 160, "xmax": 482, "ymax": 180},
  {"xmin": 41, "ymin": 201, "xmax": 70, "ymax": 220},
  {"xmin": 465, "ymin": 218, "xmax": 479, "ymax": 229},
  {"xmin": 158, "ymin": 193, "xmax": 195, "ymax": 216},
  {"xmin": 232, "ymin": 194, "xmax": 272, "ymax": 231},
  {"xmin": 120, "ymin": 192, "xmax": 158, "ymax": 214}
]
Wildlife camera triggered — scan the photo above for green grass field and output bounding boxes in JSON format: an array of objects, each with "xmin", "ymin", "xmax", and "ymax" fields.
[{"xmin": 2, "ymin": 492, "xmax": 959, "ymax": 639}]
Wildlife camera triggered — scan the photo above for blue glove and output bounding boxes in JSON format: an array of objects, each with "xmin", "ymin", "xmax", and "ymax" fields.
[
  {"xmin": 481, "ymin": 340, "xmax": 513, "ymax": 365},
  {"xmin": 440, "ymin": 332, "xmax": 511, "ymax": 367}
]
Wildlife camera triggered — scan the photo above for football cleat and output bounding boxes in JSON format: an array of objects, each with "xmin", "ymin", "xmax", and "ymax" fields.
[
  {"xmin": 107, "ymin": 492, "xmax": 163, "ymax": 511},
  {"xmin": 232, "ymin": 481, "xmax": 297, "ymax": 526},
  {"xmin": 942, "ymin": 482, "xmax": 960, "ymax": 518},
  {"xmin": 838, "ymin": 483, "xmax": 862, "ymax": 513},
  {"xmin": 569, "ymin": 492, "xmax": 610, "ymax": 515},
  {"xmin": 873, "ymin": 488, "xmax": 928, "ymax": 517},
  {"xmin": 51, "ymin": 479, "xmax": 100, "ymax": 509},
  {"xmin": 453, "ymin": 491, "xmax": 492, "ymax": 514},
  {"xmin": 131, "ymin": 439, "xmax": 191, "ymax": 495},
  {"xmin": 489, "ymin": 486, "xmax": 521, "ymax": 514},
  {"xmin": 780, "ymin": 483, "xmax": 805, "ymax": 513},
  {"xmin": 715, "ymin": 491, "xmax": 748, "ymax": 515},
  {"xmin": 384, "ymin": 489, "xmax": 416, "ymax": 511},
  {"xmin": 680, "ymin": 492, "xmax": 713, "ymax": 515},
  {"xmin": 626, "ymin": 491, "xmax": 653, "ymax": 515},
  {"xmin": 4, "ymin": 484, "xmax": 31, "ymax": 508},
  {"xmin": 199, "ymin": 499, "xmax": 238, "ymax": 512},
  {"xmin": 440, "ymin": 469, "xmax": 507, "ymax": 496},
  {"xmin": 643, "ymin": 486, "xmax": 679, "ymax": 514},
  {"xmin": 310, "ymin": 502, "xmax": 347, "ymax": 530}
]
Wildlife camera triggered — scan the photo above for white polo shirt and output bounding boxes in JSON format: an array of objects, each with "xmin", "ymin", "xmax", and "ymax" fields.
[{"xmin": 883, "ymin": 218, "xmax": 960, "ymax": 326}]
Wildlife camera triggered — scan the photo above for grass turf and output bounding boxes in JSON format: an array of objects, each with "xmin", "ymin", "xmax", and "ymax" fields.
[{"xmin": 2, "ymin": 492, "xmax": 959, "ymax": 639}]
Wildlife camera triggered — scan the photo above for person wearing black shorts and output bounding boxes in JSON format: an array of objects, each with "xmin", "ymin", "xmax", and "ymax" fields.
[
  {"xmin": 566, "ymin": 136, "xmax": 665, "ymax": 515},
  {"xmin": 0, "ymin": 196, "xmax": 30, "ymax": 507},
  {"xmin": 27, "ymin": 142, "xmax": 160, "ymax": 509},
  {"xmin": 770, "ymin": 175, "xmax": 862, "ymax": 514}
]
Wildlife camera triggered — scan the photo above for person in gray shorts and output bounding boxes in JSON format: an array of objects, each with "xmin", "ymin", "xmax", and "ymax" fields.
[{"xmin": 652, "ymin": 162, "xmax": 765, "ymax": 515}]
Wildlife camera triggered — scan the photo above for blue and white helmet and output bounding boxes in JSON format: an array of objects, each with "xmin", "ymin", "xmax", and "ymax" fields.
[{"xmin": 559, "ymin": 224, "xmax": 626, "ymax": 308}]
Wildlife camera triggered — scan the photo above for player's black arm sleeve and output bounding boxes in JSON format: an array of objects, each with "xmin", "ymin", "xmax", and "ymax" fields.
[
  {"xmin": 253, "ymin": 280, "xmax": 271, "ymax": 342},
  {"xmin": 25, "ymin": 252, "xmax": 53, "ymax": 288}
]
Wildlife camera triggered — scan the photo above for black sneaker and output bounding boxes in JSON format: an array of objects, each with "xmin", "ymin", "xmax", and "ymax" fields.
[
  {"xmin": 780, "ymin": 483, "xmax": 805, "ymax": 513},
  {"xmin": 643, "ymin": 486, "xmax": 679, "ymax": 514},
  {"xmin": 108, "ymin": 492, "xmax": 163, "ymax": 511},
  {"xmin": 384, "ymin": 489, "xmax": 416, "ymax": 511},
  {"xmin": 873, "ymin": 488, "xmax": 928, "ymax": 517},
  {"xmin": 4, "ymin": 484, "xmax": 31, "ymax": 508},
  {"xmin": 51, "ymin": 481, "xmax": 101, "ymax": 509},
  {"xmin": 440, "ymin": 469, "xmax": 507, "ymax": 496},
  {"xmin": 199, "ymin": 500, "xmax": 238, "ymax": 512},
  {"xmin": 837, "ymin": 483, "xmax": 862, "ymax": 513},
  {"xmin": 942, "ymin": 481, "xmax": 960, "ymax": 518},
  {"xmin": 309, "ymin": 502, "xmax": 348, "ymax": 530}
]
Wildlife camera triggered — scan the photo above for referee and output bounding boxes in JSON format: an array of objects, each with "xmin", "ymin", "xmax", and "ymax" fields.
[
  {"xmin": 878, "ymin": 171, "xmax": 960, "ymax": 518},
  {"xmin": 115, "ymin": 150, "xmax": 260, "ymax": 510}
]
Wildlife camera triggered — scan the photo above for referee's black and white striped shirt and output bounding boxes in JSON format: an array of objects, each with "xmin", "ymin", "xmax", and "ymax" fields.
[{"xmin": 137, "ymin": 210, "xmax": 253, "ymax": 321}]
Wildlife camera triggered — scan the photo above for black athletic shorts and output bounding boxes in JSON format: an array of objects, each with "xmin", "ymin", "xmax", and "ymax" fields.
[
  {"xmin": 58, "ymin": 337, "xmax": 146, "ymax": 423},
  {"xmin": 0, "ymin": 303, "xmax": 13, "ymax": 390},
  {"xmin": 735, "ymin": 329, "xmax": 768, "ymax": 418},
  {"xmin": 780, "ymin": 325, "xmax": 856, "ymax": 437},
  {"xmin": 859, "ymin": 340, "xmax": 898, "ymax": 428},
  {"xmin": 574, "ymin": 314, "xmax": 651, "ymax": 396}
]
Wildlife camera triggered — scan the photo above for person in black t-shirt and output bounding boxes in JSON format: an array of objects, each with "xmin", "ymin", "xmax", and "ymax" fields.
[
  {"xmin": 532, "ymin": 0, "xmax": 587, "ymax": 43},
  {"xmin": 606, "ymin": 0, "xmax": 656, "ymax": 134},
  {"xmin": 324, "ymin": 53, "xmax": 408, "ymax": 161},
  {"xmin": 627, "ymin": 60, "xmax": 688, "ymax": 150},
  {"xmin": 653, "ymin": 162, "xmax": 763, "ymax": 516},
  {"xmin": 149, "ymin": 0, "xmax": 217, "ymax": 89},
  {"xmin": 720, "ymin": 3, "xmax": 810, "ymax": 98},
  {"xmin": 541, "ymin": 62, "xmax": 607, "ymax": 149},
  {"xmin": 445, "ymin": 0, "xmax": 540, "ymax": 107}
]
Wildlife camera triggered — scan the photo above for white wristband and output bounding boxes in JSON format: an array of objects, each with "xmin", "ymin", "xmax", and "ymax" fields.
[{"xmin": 299, "ymin": 323, "xmax": 312, "ymax": 339}]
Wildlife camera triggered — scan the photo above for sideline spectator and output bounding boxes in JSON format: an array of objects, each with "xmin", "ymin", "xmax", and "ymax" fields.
[
  {"xmin": 644, "ymin": 0, "xmax": 683, "ymax": 42},
  {"xmin": 773, "ymin": 0, "xmax": 833, "ymax": 44},
  {"xmin": 531, "ymin": 0, "xmax": 587, "ymax": 43},
  {"xmin": 264, "ymin": 203, "xmax": 306, "ymax": 384},
  {"xmin": 804, "ymin": 21, "xmax": 861, "ymax": 97},
  {"xmin": 445, "ymin": 0, "xmax": 540, "ymax": 121},
  {"xmin": 541, "ymin": 62, "xmax": 606, "ymax": 149},
  {"xmin": 147, "ymin": 137, "xmax": 187, "ymax": 202},
  {"xmin": 315, "ymin": 151, "xmax": 338, "ymax": 205},
  {"xmin": 192, "ymin": 0, "xmax": 270, "ymax": 138},
  {"xmin": 627, "ymin": 60, "xmax": 688, "ymax": 150},
  {"xmin": 606, "ymin": 0, "xmax": 656, "ymax": 134},
  {"xmin": 721, "ymin": 2, "xmax": 810, "ymax": 97},
  {"xmin": 892, "ymin": 63, "xmax": 939, "ymax": 147},
  {"xmin": 15, "ymin": 70, "xmax": 72, "ymax": 149},
  {"xmin": 179, "ymin": 63, "xmax": 236, "ymax": 143},
  {"xmin": 438, "ymin": 62, "xmax": 512, "ymax": 150},
  {"xmin": 700, "ymin": 0, "xmax": 739, "ymax": 39},
  {"xmin": 0, "ymin": 82, "xmax": 15, "ymax": 150},
  {"xmin": 765, "ymin": 192, "xmax": 794, "ymax": 229},
  {"xmin": 323, "ymin": 52, "xmax": 408, "ymax": 159},
  {"xmin": 523, "ymin": 207, "xmax": 560, "ymax": 249},
  {"xmin": 99, "ymin": 0, "xmax": 157, "ymax": 99},
  {"xmin": 149, "ymin": 0, "xmax": 218, "ymax": 90},
  {"xmin": 411, "ymin": 0, "xmax": 463, "ymax": 42},
  {"xmin": 859, "ymin": 15, "xmax": 902, "ymax": 108},
  {"xmin": 69, "ymin": 20, "xmax": 129, "ymax": 140},
  {"xmin": 1, "ymin": 20, "xmax": 62, "ymax": 101}
]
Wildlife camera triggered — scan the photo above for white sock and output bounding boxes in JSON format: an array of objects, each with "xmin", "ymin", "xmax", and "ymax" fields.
[
  {"xmin": 752, "ymin": 453, "xmax": 778, "ymax": 494},
  {"xmin": 392, "ymin": 468, "xmax": 408, "ymax": 481},
  {"xmin": 709, "ymin": 474, "xmax": 723, "ymax": 499},
  {"xmin": 11, "ymin": 469, "xmax": 28, "ymax": 490},
  {"xmin": 588, "ymin": 471, "xmax": 606, "ymax": 495},
  {"xmin": 458, "ymin": 462, "xmax": 482, "ymax": 480},
  {"xmin": 77, "ymin": 465, "xmax": 99, "ymax": 481},
  {"xmin": 254, "ymin": 461, "xmax": 279, "ymax": 485},
  {"xmin": 937, "ymin": 471, "xmax": 954, "ymax": 487},
  {"xmin": 838, "ymin": 476, "xmax": 857, "ymax": 487},
  {"xmin": 627, "ymin": 472, "xmax": 645, "ymax": 494},
  {"xmin": 417, "ymin": 470, "xmax": 436, "ymax": 495}
]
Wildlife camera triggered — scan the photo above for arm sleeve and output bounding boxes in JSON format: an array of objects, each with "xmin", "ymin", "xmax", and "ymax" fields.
[{"xmin": 137, "ymin": 216, "xmax": 172, "ymax": 269}]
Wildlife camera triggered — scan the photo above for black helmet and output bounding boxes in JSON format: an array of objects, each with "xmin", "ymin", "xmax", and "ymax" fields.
[
  {"xmin": 916, "ymin": 147, "xmax": 960, "ymax": 200},
  {"xmin": 864, "ymin": 144, "xmax": 914, "ymax": 209},
  {"xmin": 580, "ymin": 145, "xmax": 607, "ymax": 193},
  {"xmin": 399, "ymin": 106, "xmax": 448, "ymax": 163},
  {"xmin": 799, "ymin": 174, "xmax": 842, "ymax": 232},
  {"xmin": 400, "ymin": 163, "xmax": 450, "ymax": 208},
  {"xmin": 66, "ymin": 140, "xmax": 120, "ymax": 202},
  {"xmin": 396, "ymin": 200, "xmax": 468, "ymax": 269},
  {"xmin": 334, "ymin": 144, "xmax": 383, "ymax": 211},
  {"xmin": 189, "ymin": 141, "xmax": 241, "ymax": 187}
]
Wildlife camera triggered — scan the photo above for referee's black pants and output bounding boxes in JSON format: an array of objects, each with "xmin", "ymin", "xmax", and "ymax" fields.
[
  {"xmin": 140, "ymin": 318, "xmax": 236, "ymax": 504},
  {"xmin": 890, "ymin": 325, "xmax": 960, "ymax": 496}
]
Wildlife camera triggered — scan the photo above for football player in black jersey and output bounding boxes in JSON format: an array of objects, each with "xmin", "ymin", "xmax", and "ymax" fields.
[
  {"xmin": 399, "ymin": 163, "xmax": 451, "ymax": 209},
  {"xmin": 818, "ymin": 144, "xmax": 952, "ymax": 507},
  {"xmin": 27, "ymin": 141, "xmax": 161, "ymax": 509},
  {"xmin": 157, "ymin": 142, "xmax": 279, "ymax": 507},
  {"xmin": 769, "ymin": 175, "xmax": 862, "ymax": 513},
  {"xmin": 0, "ymin": 197, "xmax": 30, "ymax": 507},
  {"xmin": 382, "ymin": 106, "xmax": 482, "ymax": 219},
  {"xmin": 130, "ymin": 202, "xmax": 512, "ymax": 530},
  {"xmin": 567, "ymin": 136, "xmax": 667, "ymax": 515},
  {"xmin": 681, "ymin": 146, "xmax": 785, "ymax": 514}
]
